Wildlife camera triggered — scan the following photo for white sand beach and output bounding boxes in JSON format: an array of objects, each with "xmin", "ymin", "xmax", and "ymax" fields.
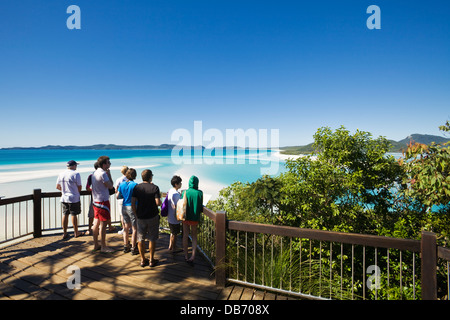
[
  {"xmin": 0, "ymin": 164, "xmax": 157, "ymax": 184},
  {"xmin": 271, "ymin": 149, "xmax": 319, "ymax": 161}
]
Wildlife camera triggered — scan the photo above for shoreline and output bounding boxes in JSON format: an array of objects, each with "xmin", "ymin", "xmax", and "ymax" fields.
[
  {"xmin": 0, "ymin": 164, "xmax": 158, "ymax": 184},
  {"xmin": 0, "ymin": 150, "xmax": 289, "ymax": 200},
  {"xmin": 271, "ymin": 150, "xmax": 314, "ymax": 161}
]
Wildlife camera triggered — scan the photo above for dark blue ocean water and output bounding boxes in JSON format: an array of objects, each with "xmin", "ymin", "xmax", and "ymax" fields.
[{"xmin": 0, "ymin": 149, "xmax": 174, "ymax": 166}]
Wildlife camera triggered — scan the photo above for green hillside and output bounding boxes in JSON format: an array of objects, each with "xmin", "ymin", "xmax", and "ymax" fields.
[{"xmin": 281, "ymin": 134, "xmax": 450, "ymax": 155}]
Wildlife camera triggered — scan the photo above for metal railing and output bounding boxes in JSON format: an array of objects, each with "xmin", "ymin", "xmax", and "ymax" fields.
[
  {"xmin": 0, "ymin": 189, "xmax": 122, "ymax": 244},
  {"xmin": 0, "ymin": 194, "xmax": 34, "ymax": 244},
  {"xmin": 39, "ymin": 190, "xmax": 122, "ymax": 233}
]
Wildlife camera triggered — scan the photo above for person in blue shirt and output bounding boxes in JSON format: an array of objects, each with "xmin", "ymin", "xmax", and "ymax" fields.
[{"xmin": 117, "ymin": 168, "xmax": 138, "ymax": 254}]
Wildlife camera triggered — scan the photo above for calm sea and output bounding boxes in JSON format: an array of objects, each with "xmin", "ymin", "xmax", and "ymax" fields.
[{"xmin": 0, "ymin": 149, "xmax": 287, "ymax": 200}]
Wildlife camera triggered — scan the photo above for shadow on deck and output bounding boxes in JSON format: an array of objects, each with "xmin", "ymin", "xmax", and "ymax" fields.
[{"xmin": 0, "ymin": 231, "xmax": 298, "ymax": 300}]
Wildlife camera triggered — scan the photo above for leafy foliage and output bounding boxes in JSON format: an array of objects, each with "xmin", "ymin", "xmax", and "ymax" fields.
[
  {"xmin": 210, "ymin": 123, "xmax": 450, "ymax": 240},
  {"xmin": 400, "ymin": 121, "xmax": 450, "ymax": 242},
  {"xmin": 208, "ymin": 122, "xmax": 450, "ymax": 300}
]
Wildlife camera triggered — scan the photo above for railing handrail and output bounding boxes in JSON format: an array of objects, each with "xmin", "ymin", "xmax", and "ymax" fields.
[
  {"xmin": 227, "ymin": 220, "xmax": 422, "ymax": 252},
  {"xmin": 0, "ymin": 194, "xmax": 33, "ymax": 206},
  {"xmin": 202, "ymin": 207, "xmax": 218, "ymax": 222},
  {"xmin": 438, "ymin": 246, "xmax": 450, "ymax": 260},
  {"xmin": 41, "ymin": 190, "xmax": 92, "ymax": 198}
]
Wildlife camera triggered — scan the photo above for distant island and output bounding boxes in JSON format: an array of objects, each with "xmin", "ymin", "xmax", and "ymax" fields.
[
  {"xmin": 280, "ymin": 134, "xmax": 450, "ymax": 155},
  {"xmin": 0, "ymin": 144, "xmax": 259, "ymax": 151},
  {"xmin": 0, "ymin": 144, "xmax": 177, "ymax": 150},
  {"xmin": 2, "ymin": 133, "xmax": 449, "ymax": 154}
]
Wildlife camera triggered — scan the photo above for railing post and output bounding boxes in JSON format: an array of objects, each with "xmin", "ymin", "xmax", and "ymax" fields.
[
  {"xmin": 421, "ymin": 231, "xmax": 437, "ymax": 300},
  {"xmin": 215, "ymin": 210, "xmax": 227, "ymax": 287},
  {"xmin": 33, "ymin": 189, "xmax": 42, "ymax": 238}
]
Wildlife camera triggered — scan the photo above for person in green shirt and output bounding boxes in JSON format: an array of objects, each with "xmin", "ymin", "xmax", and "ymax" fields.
[{"xmin": 182, "ymin": 175, "xmax": 203, "ymax": 263}]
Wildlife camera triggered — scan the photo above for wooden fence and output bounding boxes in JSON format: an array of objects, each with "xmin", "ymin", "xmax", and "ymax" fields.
[{"xmin": 1, "ymin": 189, "xmax": 450, "ymax": 300}]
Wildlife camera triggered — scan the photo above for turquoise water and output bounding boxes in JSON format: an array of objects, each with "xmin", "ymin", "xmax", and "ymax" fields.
[{"xmin": 0, "ymin": 149, "xmax": 287, "ymax": 199}]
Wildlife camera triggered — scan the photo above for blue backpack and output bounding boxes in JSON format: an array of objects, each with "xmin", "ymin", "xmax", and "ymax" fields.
[{"xmin": 160, "ymin": 192, "xmax": 169, "ymax": 217}]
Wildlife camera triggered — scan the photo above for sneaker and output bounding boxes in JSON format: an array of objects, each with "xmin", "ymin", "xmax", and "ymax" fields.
[
  {"xmin": 123, "ymin": 245, "xmax": 131, "ymax": 253},
  {"xmin": 131, "ymin": 246, "xmax": 139, "ymax": 255},
  {"xmin": 118, "ymin": 229, "xmax": 124, "ymax": 235}
]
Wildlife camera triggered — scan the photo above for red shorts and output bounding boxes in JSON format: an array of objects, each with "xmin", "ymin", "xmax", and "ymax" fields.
[{"xmin": 93, "ymin": 201, "xmax": 111, "ymax": 221}]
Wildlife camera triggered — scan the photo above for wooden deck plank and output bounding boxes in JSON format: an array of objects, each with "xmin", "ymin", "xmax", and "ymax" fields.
[
  {"xmin": 228, "ymin": 286, "xmax": 244, "ymax": 300},
  {"xmin": 264, "ymin": 291, "xmax": 277, "ymax": 300},
  {"xmin": 0, "ymin": 255, "xmax": 98, "ymax": 300},
  {"xmin": 24, "ymin": 237, "xmax": 215, "ymax": 299},
  {"xmin": 240, "ymin": 287, "xmax": 255, "ymax": 300},
  {"xmin": 252, "ymin": 289, "xmax": 265, "ymax": 300},
  {"xmin": 216, "ymin": 285, "xmax": 233, "ymax": 300},
  {"xmin": 0, "ymin": 232, "xmax": 221, "ymax": 300}
]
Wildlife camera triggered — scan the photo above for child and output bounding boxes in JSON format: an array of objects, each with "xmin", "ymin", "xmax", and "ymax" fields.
[{"xmin": 167, "ymin": 175, "xmax": 182, "ymax": 253}]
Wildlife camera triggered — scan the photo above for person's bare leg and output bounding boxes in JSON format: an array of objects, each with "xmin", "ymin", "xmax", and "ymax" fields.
[
  {"xmin": 131, "ymin": 226, "xmax": 137, "ymax": 250},
  {"xmin": 62, "ymin": 214, "xmax": 69, "ymax": 238},
  {"xmin": 123, "ymin": 222, "xmax": 130, "ymax": 247},
  {"xmin": 149, "ymin": 240, "xmax": 156, "ymax": 265},
  {"xmin": 170, "ymin": 233, "xmax": 179, "ymax": 252},
  {"xmin": 72, "ymin": 215, "xmax": 81, "ymax": 237},
  {"xmin": 88, "ymin": 217, "xmax": 94, "ymax": 235},
  {"xmin": 188, "ymin": 225, "xmax": 198, "ymax": 262},
  {"xmin": 100, "ymin": 220, "xmax": 113, "ymax": 252},
  {"xmin": 138, "ymin": 241, "xmax": 147, "ymax": 265},
  {"xmin": 183, "ymin": 223, "xmax": 190, "ymax": 260},
  {"xmin": 92, "ymin": 218, "xmax": 100, "ymax": 250}
]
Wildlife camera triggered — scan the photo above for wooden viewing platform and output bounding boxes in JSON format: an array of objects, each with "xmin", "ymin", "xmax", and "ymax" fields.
[
  {"xmin": 2, "ymin": 190, "xmax": 449, "ymax": 300},
  {"xmin": 0, "ymin": 231, "xmax": 298, "ymax": 300}
]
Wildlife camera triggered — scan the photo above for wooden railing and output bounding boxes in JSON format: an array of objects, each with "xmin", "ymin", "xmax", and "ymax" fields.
[
  {"xmin": 1, "ymin": 189, "xmax": 450, "ymax": 300},
  {"xmin": 199, "ymin": 209, "xmax": 450, "ymax": 300}
]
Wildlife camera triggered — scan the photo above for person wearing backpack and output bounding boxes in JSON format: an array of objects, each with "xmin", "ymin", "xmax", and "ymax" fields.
[{"xmin": 166, "ymin": 175, "xmax": 182, "ymax": 253}]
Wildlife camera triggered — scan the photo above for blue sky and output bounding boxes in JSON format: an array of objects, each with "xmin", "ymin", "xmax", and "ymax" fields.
[{"xmin": 0, "ymin": 0, "xmax": 449, "ymax": 148}]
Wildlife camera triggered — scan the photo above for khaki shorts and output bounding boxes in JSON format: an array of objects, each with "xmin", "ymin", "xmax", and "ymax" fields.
[
  {"xmin": 137, "ymin": 215, "xmax": 159, "ymax": 242},
  {"xmin": 122, "ymin": 206, "xmax": 137, "ymax": 227}
]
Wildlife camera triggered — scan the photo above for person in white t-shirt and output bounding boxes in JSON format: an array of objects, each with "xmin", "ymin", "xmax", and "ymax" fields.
[
  {"xmin": 56, "ymin": 160, "xmax": 83, "ymax": 240},
  {"xmin": 91, "ymin": 156, "xmax": 114, "ymax": 253},
  {"xmin": 167, "ymin": 175, "xmax": 182, "ymax": 253}
]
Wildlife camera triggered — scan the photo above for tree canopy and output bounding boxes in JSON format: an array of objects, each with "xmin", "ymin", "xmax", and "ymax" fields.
[{"xmin": 209, "ymin": 122, "xmax": 450, "ymax": 243}]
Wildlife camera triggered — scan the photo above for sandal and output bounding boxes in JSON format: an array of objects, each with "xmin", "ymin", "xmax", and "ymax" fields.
[
  {"xmin": 131, "ymin": 247, "xmax": 139, "ymax": 256},
  {"xmin": 62, "ymin": 233, "xmax": 70, "ymax": 240},
  {"xmin": 100, "ymin": 247, "xmax": 115, "ymax": 254},
  {"xmin": 140, "ymin": 258, "xmax": 149, "ymax": 268},
  {"xmin": 150, "ymin": 259, "xmax": 159, "ymax": 267}
]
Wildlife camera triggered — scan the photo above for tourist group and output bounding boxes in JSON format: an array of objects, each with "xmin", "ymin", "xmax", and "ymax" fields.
[{"xmin": 56, "ymin": 156, "xmax": 203, "ymax": 268}]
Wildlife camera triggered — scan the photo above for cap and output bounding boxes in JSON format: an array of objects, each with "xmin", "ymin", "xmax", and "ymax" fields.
[{"xmin": 67, "ymin": 160, "xmax": 79, "ymax": 167}]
